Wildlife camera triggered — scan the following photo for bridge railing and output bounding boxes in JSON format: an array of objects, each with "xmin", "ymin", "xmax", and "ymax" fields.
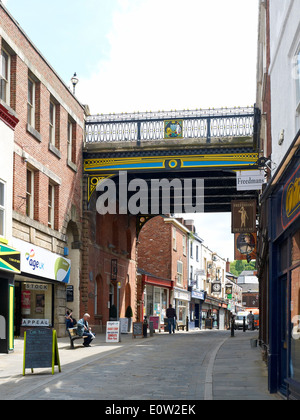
[{"xmin": 85, "ymin": 106, "xmax": 258, "ymax": 145}]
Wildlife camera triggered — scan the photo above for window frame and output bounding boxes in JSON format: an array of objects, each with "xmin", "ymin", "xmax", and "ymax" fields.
[
  {"xmin": 49, "ymin": 100, "xmax": 56, "ymax": 146},
  {"xmin": 48, "ymin": 182, "xmax": 55, "ymax": 229},
  {"xmin": 26, "ymin": 168, "xmax": 34, "ymax": 219},
  {"xmin": 27, "ymin": 77, "xmax": 35, "ymax": 128},
  {"xmin": 177, "ymin": 260, "xmax": 183, "ymax": 285},
  {"xmin": 0, "ymin": 48, "xmax": 10, "ymax": 105},
  {"xmin": 67, "ymin": 120, "xmax": 73, "ymax": 162},
  {"xmin": 172, "ymin": 227, "xmax": 177, "ymax": 251}
]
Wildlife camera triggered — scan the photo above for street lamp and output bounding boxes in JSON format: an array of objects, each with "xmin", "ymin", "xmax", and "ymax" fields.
[{"xmin": 71, "ymin": 72, "xmax": 79, "ymax": 95}]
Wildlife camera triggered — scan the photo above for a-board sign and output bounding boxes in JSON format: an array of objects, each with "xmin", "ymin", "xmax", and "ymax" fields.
[
  {"xmin": 120, "ymin": 318, "xmax": 129, "ymax": 334},
  {"xmin": 149, "ymin": 316, "xmax": 160, "ymax": 330},
  {"xmin": 23, "ymin": 328, "xmax": 61, "ymax": 376},
  {"xmin": 132, "ymin": 322, "xmax": 143, "ymax": 338},
  {"xmin": 106, "ymin": 321, "xmax": 120, "ymax": 343}
]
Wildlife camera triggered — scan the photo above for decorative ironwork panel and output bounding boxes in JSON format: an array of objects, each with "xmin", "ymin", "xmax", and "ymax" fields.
[{"xmin": 85, "ymin": 106, "xmax": 256, "ymax": 144}]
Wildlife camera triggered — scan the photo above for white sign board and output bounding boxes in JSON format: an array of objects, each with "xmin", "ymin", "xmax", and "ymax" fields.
[
  {"xmin": 237, "ymin": 171, "xmax": 265, "ymax": 191},
  {"xmin": 106, "ymin": 321, "xmax": 120, "ymax": 343},
  {"xmin": 21, "ymin": 319, "xmax": 50, "ymax": 327},
  {"xmin": 12, "ymin": 238, "xmax": 71, "ymax": 284},
  {"xmin": 120, "ymin": 318, "xmax": 129, "ymax": 334}
]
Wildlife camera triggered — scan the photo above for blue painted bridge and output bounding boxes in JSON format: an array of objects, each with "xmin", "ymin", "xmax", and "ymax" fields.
[{"xmin": 83, "ymin": 106, "xmax": 261, "ymax": 215}]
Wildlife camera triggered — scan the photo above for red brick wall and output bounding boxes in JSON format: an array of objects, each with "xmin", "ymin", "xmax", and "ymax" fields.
[
  {"xmin": 82, "ymin": 204, "xmax": 138, "ymax": 328},
  {"xmin": 0, "ymin": 6, "xmax": 84, "ymax": 233},
  {"xmin": 138, "ymin": 216, "xmax": 188, "ymax": 289}
]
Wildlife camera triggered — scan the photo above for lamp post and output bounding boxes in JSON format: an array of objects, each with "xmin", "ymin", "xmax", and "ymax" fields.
[{"xmin": 71, "ymin": 72, "xmax": 79, "ymax": 95}]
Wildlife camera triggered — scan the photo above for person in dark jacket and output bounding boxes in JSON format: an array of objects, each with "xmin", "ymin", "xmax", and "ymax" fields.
[{"xmin": 166, "ymin": 304, "xmax": 177, "ymax": 334}]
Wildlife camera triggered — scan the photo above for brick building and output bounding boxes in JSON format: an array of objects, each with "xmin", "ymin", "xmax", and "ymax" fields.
[
  {"xmin": 81, "ymin": 192, "xmax": 138, "ymax": 331},
  {"xmin": 137, "ymin": 216, "xmax": 190, "ymax": 327},
  {"xmin": 0, "ymin": 3, "xmax": 85, "ymax": 337}
]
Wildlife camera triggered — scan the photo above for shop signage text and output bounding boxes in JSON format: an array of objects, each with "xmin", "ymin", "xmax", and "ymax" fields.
[
  {"xmin": 281, "ymin": 163, "xmax": 300, "ymax": 231},
  {"xmin": 22, "ymin": 319, "xmax": 50, "ymax": 327},
  {"xmin": 106, "ymin": 321, "xmax": 120, "ymax": 343},
  {"xmin": 236, "ymin": 170, "xmax": 265, "ymax": 191},
  {"xmin": 12, "ymin": 238, "xmax": 71, "ymax": 284}
]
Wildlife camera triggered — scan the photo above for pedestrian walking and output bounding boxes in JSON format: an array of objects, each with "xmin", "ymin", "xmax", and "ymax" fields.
[
  {"xmin": 166, "ymin": 304, "xmax": 177, "ymax": 334},
  {"xmin": 248, "ymin": 311, "xmax": 255, "ymax": 331},
  {"xmin": 77, "ymin": 313, "xmax": 95, "ymax": 347}
]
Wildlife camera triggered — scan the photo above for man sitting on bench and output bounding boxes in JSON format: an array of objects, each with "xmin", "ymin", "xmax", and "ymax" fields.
[{"xmin": 77, "ymin": 313, "xmax": 95, "ymax": 347}]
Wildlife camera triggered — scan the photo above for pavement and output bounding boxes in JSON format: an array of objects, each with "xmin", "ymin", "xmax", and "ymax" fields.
[{"xmin": 0, "ymin": 329, "xmax": 283, "ymax": 401}]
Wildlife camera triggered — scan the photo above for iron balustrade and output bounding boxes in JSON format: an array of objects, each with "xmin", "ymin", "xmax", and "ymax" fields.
[{"xmin": 85, "ymin": 106, "xmax": 258, "ymax": 145}]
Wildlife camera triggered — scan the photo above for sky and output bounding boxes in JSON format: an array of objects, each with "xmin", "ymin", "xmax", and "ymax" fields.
[{"xmin": 2, "ymin": 0, "xmax": 259, "ymax": 261}]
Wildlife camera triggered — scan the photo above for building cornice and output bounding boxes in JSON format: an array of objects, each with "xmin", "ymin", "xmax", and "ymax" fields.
[{"xmin": 0, "ymin": 102, "xmax": 19, "ymax": 130}]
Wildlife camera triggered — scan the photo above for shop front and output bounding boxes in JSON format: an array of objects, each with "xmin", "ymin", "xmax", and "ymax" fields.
[
  {"xmin": 261, "ymin": 136, "xmax": 300, "ymax": 398},
  {"xmin": 190, "ymin": 290, "xmax": 206, "ymax": 329},
  {"xmin": 174, "ymin": 288, "xmax": 191, "ymax": 328},
  {"xmin": 0, "ymin": 241, "xmax": 21, "ymax": 353},
  {"xmin": 142, "ymin": 274, "xmax": 173, "ymax": 327},
  {"xmin": 12, "ymin": 238, "xmax": 71, "ymax": 337}
]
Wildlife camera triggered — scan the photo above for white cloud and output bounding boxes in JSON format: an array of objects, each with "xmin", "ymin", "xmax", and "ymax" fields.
[{"xmin": 77, "ymin": 0, "xmax": 259, "ymax": 114}]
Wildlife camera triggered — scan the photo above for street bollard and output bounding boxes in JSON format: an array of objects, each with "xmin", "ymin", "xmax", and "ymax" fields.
[
  {"xmin": 231, "ymin": 316, "xmax": 235, "ymax": 337},
  {"xmin": 186, "ymin": 316, "xmax": 189, "ymax": 332},
  {"xmin": 143, "ymin": 316, "xmax": 148, "ymax": 338},
  {"xmin": 243, "ymin": 316, "xmax": 246, "ymax": 333}
]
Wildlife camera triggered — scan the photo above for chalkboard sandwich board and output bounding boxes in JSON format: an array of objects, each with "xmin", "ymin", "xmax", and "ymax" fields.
[
  {"xmin": 23, "ymin": 328, "xmax": 61, "ymax": 376},
  {"xmin": 132, "ymin": 322, "xmax": 143, "ymax": 339}
]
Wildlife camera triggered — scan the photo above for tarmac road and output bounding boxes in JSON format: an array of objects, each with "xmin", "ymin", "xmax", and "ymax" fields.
[{"xmin": 0, "ymin": 329, "xmax": 281, "ymax": 401}]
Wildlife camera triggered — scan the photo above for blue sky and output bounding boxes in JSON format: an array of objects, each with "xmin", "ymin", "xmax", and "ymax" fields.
[{"xmin": 2, "ymin": 0, "xmax": 259, "ymax": 260}]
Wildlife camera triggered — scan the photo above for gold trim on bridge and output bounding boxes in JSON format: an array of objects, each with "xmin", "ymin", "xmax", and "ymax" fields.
[{"xmin": 84, "ymin": 152, "xmax": 259, "ymax": 173}]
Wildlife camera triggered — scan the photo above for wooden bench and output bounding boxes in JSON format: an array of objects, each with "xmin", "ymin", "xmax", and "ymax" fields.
[
  {"xmin": 177, "ymin": 323, "xmax": 186, "ymax": 331},
  {"xmin": 67, "ymin": 328, "xmax": 85, "ymax": 349}
]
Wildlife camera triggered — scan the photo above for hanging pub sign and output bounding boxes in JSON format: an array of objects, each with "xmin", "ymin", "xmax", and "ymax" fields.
[
  {"xmin": 225, "ymin": 285, "xmax": 233, "ymax": 296},
  {"xmin": 231, "ymin": 200, "xmax": 257, "ymax": 234},
  {"xmin": 281, "ymin": 163, "xmax": 300, "ymax": 232},
  {"xmin": 234, "ymin": 233, "xmax": 257, "ymax": 261},
  {"xmin": 111, "ymin": 259, "xmax": 118, "ymax": 281}
]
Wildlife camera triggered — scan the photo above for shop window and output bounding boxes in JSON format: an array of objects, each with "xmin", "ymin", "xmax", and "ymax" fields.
[
  {"xmin": 290, "ymin": 264, "xmax": 300, "ymax": 382},
  {"xmin": 19, "ymin": 281, "xmax": 53, "ymax": 327}
]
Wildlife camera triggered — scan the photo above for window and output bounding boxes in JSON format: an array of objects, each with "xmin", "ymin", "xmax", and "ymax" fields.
[
  {"xmin": 190, "ymin": 265, "xmax": 193, "ymax": 284},
  {"xmin": 27, "ymin": 78, "xmax": 35, "ymax": 127},
  {"xmin": 26, "ymin": 169, "xmax": 34, "ymax": 218},
  {"xmin": 190, "ymin": 241, "xmax": 193, "ymax": 258},
  {"xmin": 49, "ymin": 101, "xmax": 56, "ymax": 146},
  {"xmin": 67, "ymin": 120, "xmax": 73, "ymax": 162},
  {"xmin": 177, "ymin": 261, "xmax": 183, "ymax": 285},
  {"xmin": 0, "ymin": 181, "xmax": 5, "ymax": 237},
  {"xmin": 0, "ymin": 49, "xmax": 9, "ymax": 104},
  {"xmin": 172, "ymin": 227, "xmax": 177, "ymax": 250},
  {"xmin": 182, "ymin": 235, "xmax": 186, "ymax": 256},
  {"xmin": 48, "ymin": 183, "xmax": 55, "ymax": 229}
]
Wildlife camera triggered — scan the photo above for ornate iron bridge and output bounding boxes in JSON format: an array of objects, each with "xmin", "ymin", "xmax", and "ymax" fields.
[
  {"xmin": 85, "ymin": 106, "xmax": 258, "ymax": 145},
  {"xmin": 83, "ymin": 106, "xmax": 261, "ymax": 214}
]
